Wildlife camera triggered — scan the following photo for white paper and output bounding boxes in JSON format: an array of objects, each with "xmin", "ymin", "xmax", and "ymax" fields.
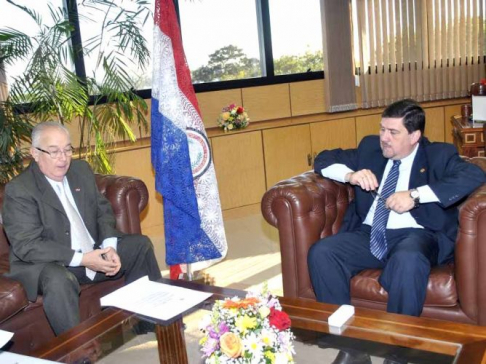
[
  {"xmin": 472, "ymin": 95, "xmax": 486, "ymax": 122},
  {"xmin": 100, "ymin": 276, "xmax": 212, "ymax": 321},
  {"xmin": 0, "ymin": 351, "xmax": 58, "ymax": 363},
  {"xmin": 0, "ymin": 330, "xmax": 13, "ymax": 348}
]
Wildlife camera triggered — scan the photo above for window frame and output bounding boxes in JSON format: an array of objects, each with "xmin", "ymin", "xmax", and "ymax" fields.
[{"xmin": 66, "ymin": 0, "xmax": 324, "ymax": 100}]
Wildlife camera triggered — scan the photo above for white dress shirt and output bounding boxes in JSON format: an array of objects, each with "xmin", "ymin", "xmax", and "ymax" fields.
[
  {"xmin": 46, "ymin": 176, "xmax": 118, "ymax": 266},
  {"xmin": 320, "ymin": 144, "xmax": 440, "ymax": 229}
]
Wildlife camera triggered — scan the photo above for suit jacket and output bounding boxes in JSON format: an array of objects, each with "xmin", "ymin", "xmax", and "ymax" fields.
[
  {"xmin": 2, "ymin": 160, "xmax": 123, "ymax": 301},
  {"xmin": 314, "ymin": 136, "xmax": 486, "ymax": 265}
]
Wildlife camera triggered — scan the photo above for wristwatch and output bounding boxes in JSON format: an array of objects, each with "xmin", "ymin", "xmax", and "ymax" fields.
[{"xmin": 410, "ymin": 189, "xmax": 420, "ymax": 208}]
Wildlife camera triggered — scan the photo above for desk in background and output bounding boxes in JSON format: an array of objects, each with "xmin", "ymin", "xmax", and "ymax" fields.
[{"xmin": 451, "ymin": 115, "xmax": 485, "ymax": 157}]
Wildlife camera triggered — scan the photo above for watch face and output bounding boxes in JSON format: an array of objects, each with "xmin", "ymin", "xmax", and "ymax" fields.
[{"xmin": 411, "ymin": 190, "xmax": 420, "ymax": 199}]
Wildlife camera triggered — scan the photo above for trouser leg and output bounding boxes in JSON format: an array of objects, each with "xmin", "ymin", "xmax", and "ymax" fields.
[
  {"xmin": 38, "ymin": 263, "xmax": 80, "ymax": 335},
  {"xmin": 308, "ymin": 226, "xmax": 383, "ymax": 305},
  {"xmin": 116, "ymin": 234, "xmax": 162, "ymax": 283},
  {"xmin": 380, "ymin": 229, "xmax": 438, "ymax": 316}
]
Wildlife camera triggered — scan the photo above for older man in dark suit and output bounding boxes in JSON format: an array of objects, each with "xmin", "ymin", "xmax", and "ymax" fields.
[
  {"xmin": 309, "ymin": 99, "xmax": 485, "ymax": 316},
  {"xmin": 2, "ymin": 122, "xmax": 161, "ymax": 335}
]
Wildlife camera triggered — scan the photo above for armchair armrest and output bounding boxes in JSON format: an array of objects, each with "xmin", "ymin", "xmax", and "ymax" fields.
[
  {"xmin": 95, "ymin": 175, "xmax": 149, "ymax": 235},
  {"xmin": 0, "ymin": 275, "xmax": 29, "ymax": 324},
  {"xmin": 261, "ymin": 171, "xmax": 353, "ymax": 299},
  {"xmin": 455, "ymin": 183, "xmax": 486, "ymax": 324}
]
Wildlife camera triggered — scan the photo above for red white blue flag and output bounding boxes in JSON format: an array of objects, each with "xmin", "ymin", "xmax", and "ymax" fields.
[{"xmin": 151, "ymin": 0, "xmax": 227, "ymax": 275}]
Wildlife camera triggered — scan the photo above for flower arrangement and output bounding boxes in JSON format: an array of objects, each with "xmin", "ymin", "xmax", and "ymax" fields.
[
  {"xmin": 199, "ymin": 285, "xmax": 295, "ymax": 363},
  {"xmin": 217, "ymin": 104, "xmax": 250, "ymax": 131}
]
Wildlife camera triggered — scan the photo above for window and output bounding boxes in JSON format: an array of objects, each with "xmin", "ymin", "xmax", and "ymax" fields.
[
  {"xmin": 177, "ymin": 0, "xmax": 324, "ymax": 91},
  {"xmin": 0, "ymin": 0, "xmax": 70, "ymax": 86},
  {"xmin": 77, "ymin": 1, "xmax": 153, "ymax": 91},
  {"xmin": 268, "ymin": 0, "xmax": 323, "ymax": 76},
  {"xmin": 1, "ymin": 0, "xmax": 323, "ymax": 97}
]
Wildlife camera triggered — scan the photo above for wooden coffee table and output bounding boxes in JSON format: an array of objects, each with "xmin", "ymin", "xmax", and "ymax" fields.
[{"xmin": 32, "ymin": 278, "xmax": 486, "ymax": 363}]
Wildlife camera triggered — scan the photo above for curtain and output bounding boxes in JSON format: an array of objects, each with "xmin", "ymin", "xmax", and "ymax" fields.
[
  {"xmin": 353, "ymin": 0, "xmax": 486, "ymax": 108},
  {"xmin": 321, "ymin": 0, "xmax": 357, "ymax": 112}
]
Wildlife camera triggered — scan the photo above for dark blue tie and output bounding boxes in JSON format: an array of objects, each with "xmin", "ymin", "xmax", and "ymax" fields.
[{"xmin": 370, "ymin": 160, "xmax": 401, "ymax": 260}]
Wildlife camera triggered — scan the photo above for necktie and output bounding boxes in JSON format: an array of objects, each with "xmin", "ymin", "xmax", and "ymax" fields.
[
  {"xmin": 370, "ymin": 160, "xmax": 401, "ymax": 260},
  {"xmin": 58, "ymin": 183, "xmax": 96, "ymax": 279}
]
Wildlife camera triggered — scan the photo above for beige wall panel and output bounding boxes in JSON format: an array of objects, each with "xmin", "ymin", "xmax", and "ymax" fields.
[
  {"xmin": 211, "ymin": 131, "xmax": 266, "ymax": 210},
  {"xmin": 263, "ymin": 124, "xmax": 312, "ymax": 188},
  {"xmin": 310, "ymin": 118, "xmax": 356, "ymax": 158},
  {"xmin": 242, "ymin": 84, "xmax": 291, "ymax": 122},
  {"xmin": 112, "ymin": 146, "xmax": 164, "ymax": 231},
  {"xmin": 356, "ymin": 114, "xmax": 381, "ymax": 144},
  {"xmin": 290, "ymin": 80, "xmax": 326, "ymax": 116},
  {"xmin": 196, "ymin": 89, "xmax": 243, "ymax": 130},
  {"xmin": 424, "ymin": 107, "xmax": 445, "ymax": 142},
  {"xmin": 444, "ymin": 104, "xmax": 464, "ymax": 144}
]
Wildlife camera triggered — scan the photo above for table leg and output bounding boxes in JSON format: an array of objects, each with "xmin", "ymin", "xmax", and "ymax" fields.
[{"xmin": 155, "ymin": 318, "xmax": 189, "ymax": 364}]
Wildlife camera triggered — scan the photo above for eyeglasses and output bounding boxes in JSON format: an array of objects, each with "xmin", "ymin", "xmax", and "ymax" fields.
[{"xmin": 35, "ymin": 147, "xmax": 74, "ymax": 159}]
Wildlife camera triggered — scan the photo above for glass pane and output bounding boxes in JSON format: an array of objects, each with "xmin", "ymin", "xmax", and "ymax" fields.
[
  {"xmin": 269, "ymin": 0, "xmax": 323, "ymax": 75},
  {"xmin": 178, "ymin": 0, "xmax": 263, "ymax": 84},
  {"xmin": 77, "ymin": 0, "xmax": 153, "ymax": 93},
  {"xmin": 0, "ymin": 0, "xmax": 70, "ymax": 86}
]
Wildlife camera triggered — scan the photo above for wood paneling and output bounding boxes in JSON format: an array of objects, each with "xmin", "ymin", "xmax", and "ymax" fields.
[
  {"xmin": 196, "ymin": 89, "xmax": 243, "ymax": 130},
  {"xmin": 444, "ymin": 104, "xmax": 465, "ymax": 144},
  {"xmin": 112, "ymin": 146, "xmax": 163, "ymax": 231},
  {"xmin": 310, "ymin": 118, "xmax": 356, "ymax": 158},
  {"xmin": 263, "ymin": 125, "xmax": 312, "ymax": 189},
  {"xmin": 290, "ymin": 80, "xmax": 326, "ymax": 116},
  {"xmin": 242, "ymin": 84, "xmax": 291, "ymax": 122},
  {"xmin": 211, "ymin": 131, "xmax": 266, "ymax": 210},
  {"xmin": 356, "ymin": 114, "xmax": 381, "ymax": 144},
  {"xmin": 424, "ymin": 107, "xmax": 445, "ymax": 142}
]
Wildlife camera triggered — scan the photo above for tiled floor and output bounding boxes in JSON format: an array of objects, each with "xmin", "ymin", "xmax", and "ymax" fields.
[{"xmin": 143, "ymin": 204, "xmax": 284, "ymax": 296}]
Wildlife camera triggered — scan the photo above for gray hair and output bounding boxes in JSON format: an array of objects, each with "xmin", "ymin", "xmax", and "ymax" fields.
[{"xmin": 31, "ymin": 122, "xmax": 70, "ymax": 148}]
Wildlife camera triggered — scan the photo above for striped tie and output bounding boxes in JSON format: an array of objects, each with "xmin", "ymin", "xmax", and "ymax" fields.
[{"xmin": 370, "ymin": 160, "xmax": 401, "ymax": 260}]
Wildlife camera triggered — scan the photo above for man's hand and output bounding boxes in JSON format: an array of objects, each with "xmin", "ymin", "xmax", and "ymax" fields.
[
  {"xmin": 385, "ymin": 191, "xmax": 415, "ymax": 213},
  {"xmin": 346, "ymin": 169, "xmax": 379, "ymax": 191},
  {"xmin": 81, "ymin": 247, "xmax": 121, "ymax": 276}
]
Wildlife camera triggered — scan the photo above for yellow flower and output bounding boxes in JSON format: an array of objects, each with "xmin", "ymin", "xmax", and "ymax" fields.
[
  {"xmin": 264, "ymin": 350, "xmax": 275, "ymax": 362},
  {"xmin": 222, "ymin": 112, "xmax": 230, "ymax": 121},
  {"xmin": 235, "ymin": 314, "xmax": 257, "ymax": 333},
  {"xmin": 228, "ymin": 124, "xmax": 234, "ymax": 130}
]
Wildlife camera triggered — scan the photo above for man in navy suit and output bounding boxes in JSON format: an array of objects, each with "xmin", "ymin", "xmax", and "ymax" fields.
[{"xmin": 309, "ymin": 99, "xmax": 485, "ymax": 317}]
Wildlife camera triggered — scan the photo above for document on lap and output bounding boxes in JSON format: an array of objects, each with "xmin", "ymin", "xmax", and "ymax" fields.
[
  {"xmin": 100, "ymin": 276, "xmax": 212, "ymax": 321},
  {"xmin": 0, "ymin": 329, "xmax": 13, "ymax": 348}
]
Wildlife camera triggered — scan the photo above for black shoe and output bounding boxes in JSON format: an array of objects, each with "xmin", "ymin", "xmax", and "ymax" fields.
[{"xmin": 332, "ymin": 349, "xmax": 372, "ymax": 364}]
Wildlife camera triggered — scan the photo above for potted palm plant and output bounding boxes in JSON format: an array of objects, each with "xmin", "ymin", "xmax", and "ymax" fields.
[{"xmin": 0, "ymin": 0, "xmax": 151, "ymax": 183}]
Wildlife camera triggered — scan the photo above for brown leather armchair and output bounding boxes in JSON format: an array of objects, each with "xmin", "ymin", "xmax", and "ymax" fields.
[
  {"xmin": 0, "ymin": 174, "xmax": 149, "ymax": 354},
  {"xmin": 262, "ymin": 157, "xmax": 486, "ymax": 325}
]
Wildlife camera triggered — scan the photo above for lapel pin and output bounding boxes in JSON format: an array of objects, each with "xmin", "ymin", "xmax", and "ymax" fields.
[
  {"xmin": 420, "ymin": 168, "xmax": 426, "ymax": 173},
  {"xmin": 75, "ymin": 188, "xmax": 81, "ymax": 192}
]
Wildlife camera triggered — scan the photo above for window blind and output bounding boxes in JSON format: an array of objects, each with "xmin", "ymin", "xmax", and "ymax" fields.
[{"xmin": 353, "ymin": 0, "xmax": 486, "ymax": 108}]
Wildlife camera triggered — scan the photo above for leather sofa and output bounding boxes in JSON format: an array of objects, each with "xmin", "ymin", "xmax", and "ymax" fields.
[
  {"xmin": 262, "ymin": 157, "xmax": 486, "ymax": 325},
  {"xmin": 0, "ymin": 174, "xmax": 149, "ymax": 354}
]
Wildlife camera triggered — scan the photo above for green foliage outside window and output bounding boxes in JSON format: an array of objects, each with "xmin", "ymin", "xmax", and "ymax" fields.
[{"xmin": 191, "ymin": 45, "xmax": 323, "ymax": 83}]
